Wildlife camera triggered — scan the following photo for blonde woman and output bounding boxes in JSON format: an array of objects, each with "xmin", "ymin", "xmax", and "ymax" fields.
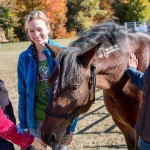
[{"xmin": 17, "ymin": 11, "xmax": 77, "ymax": 150}]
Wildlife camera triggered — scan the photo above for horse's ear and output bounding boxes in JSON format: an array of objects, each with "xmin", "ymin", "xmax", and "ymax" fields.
[
  {"xmin": 77, "ymin": 43, "xmax": 102, "ymax": 67},
  {"xmin": 45, "ymin": 43, "xmax": 62, "ymax": 58}
]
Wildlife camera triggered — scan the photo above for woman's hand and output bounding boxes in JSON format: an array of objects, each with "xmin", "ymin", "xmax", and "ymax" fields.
[
  {"xmin": 31, "ymin": 137, "xmax": 46, "ymax": 150},
  {"xmin": 128, "ymin": 53, "xmax": 138, "ymax": 69}
]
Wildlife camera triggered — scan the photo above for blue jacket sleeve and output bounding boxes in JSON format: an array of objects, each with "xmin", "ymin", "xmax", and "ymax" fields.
[
  {"xmin": 17, "ymin": 53, "xmax": 28, "ymax": 129},
  {"xmin": 69, "ymin": 118, "xmax": 78, "ymax": 132},
  {"xmin": 125, "ymin": 67, "xmax": 144, "ymax": 91}
]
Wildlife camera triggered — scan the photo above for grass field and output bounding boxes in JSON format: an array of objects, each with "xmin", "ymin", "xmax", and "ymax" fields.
[{"xmin": 0, "ymin": 39, "xmax": 127, "ymax": 150}]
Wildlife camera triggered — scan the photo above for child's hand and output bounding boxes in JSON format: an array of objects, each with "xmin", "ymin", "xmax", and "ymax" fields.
[
  {"xmin": 31, "ymin": 137, "xmax": 46, "ymax": 150},
  {"xmin": 128, "ymin": 53, "xmax": 138, "ymax": 69}
]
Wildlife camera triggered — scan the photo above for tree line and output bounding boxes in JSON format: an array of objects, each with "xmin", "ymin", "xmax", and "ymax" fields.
[{"xmin": 0, "ymin": 0, "xmax": 150, "ymax": 42}]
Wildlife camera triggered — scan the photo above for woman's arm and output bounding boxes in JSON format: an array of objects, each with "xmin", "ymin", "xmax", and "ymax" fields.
[
  {"xmin": 125, "ymin": 67, "xmax": 144, "ymax": 91},
  {"xmin": 17, "ymin": 53, "xmax": 27, "ymax": 129},
  {"xmin": 0, "ymin": 107, "xmax": 33, "ymax": 148}
]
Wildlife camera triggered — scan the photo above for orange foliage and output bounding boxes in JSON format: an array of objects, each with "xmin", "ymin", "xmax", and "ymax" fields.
[
  {"xmin": 66, "ymin": 30, "xmax": 77, "ymax": 38},
  {"xmin": 45, "ymin": 0, "xmax": 67, "ymax": 39}
]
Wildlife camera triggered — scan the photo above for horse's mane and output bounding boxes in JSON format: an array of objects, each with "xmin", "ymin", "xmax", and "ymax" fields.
[
  {"xmin": 70, "ymin": 22, "xmax": 134, "ymax": 51},
  {"xmin": 56, "ymin": 47, "xmax": 82, "ymax": 92},
  {"xmin": 55, "ymin": 22, "xmax": 148, "ymax": 91}
]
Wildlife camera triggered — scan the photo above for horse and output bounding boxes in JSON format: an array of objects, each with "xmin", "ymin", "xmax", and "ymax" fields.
[{"xmin": 41, "ymin": 22, "xmax": 150, "ymax": 150}]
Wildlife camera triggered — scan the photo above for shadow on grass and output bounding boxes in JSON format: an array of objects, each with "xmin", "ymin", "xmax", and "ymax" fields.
[{"xmin": 84, "ymin": 144, "xmax": 127, "ymax": 149}]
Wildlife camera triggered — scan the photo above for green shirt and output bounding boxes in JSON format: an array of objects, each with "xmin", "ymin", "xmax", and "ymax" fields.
[{"xmin": 34, "ymin": 60, "xmax": 49, "ymax": 120}]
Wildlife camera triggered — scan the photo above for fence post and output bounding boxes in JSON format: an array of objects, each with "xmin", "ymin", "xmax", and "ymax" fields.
[
  {"xmin": 124, "ymin": 22, "xmax": 127, "ymax": 30},
  {"xmin": 134, "ymin": 22, "xmax": 136, "ymax": 30}
]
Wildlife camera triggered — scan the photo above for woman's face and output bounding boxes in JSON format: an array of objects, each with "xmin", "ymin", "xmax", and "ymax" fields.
[{"xmin": 27, "ymin": 18, "xmax": 50, "ymax": 45}]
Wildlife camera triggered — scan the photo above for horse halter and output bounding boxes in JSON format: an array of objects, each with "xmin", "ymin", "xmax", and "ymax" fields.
[{"xmin": 45, "ymin": 64, "xmax": 96, "ymax": 144}]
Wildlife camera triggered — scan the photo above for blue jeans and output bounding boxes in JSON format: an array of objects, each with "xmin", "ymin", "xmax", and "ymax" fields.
[
  {"xmin": 27, "ymin": 121, "xmax": 68, "ymax": 150},
  {"xmin": 138, "ymin": 137, "xmax": 150, "ymax": 150}
]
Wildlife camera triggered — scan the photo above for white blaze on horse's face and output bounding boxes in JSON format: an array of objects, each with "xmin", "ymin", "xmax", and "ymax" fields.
[
  {"xmin": 98, "ymin": 44, "xmax": 120, "ymax": 58},
  {"xmin": 53, "ymin": 77, "xmax": 59, "ymax": 95},
  {"xmin": 53, "ymin": 76, "xmax": 59, "ymax": 107}
]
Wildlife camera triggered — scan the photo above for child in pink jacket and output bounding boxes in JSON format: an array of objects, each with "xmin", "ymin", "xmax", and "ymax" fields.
[{"xmin": 0, "ymin": 79, "xmax": 46, "ymax": 149}]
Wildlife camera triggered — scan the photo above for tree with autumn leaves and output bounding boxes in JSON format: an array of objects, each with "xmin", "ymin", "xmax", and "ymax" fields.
[
  {"xmin": 0, "ymin": 0, "xmax": 19, "ymax": 42},
  {"xmin": 0, "ymin": 0, "xmax": 68, "ymax": 41},
  {"xmin": 45, "ymin": 0, "xmax": 67, "ymax": 39},
  {"xmin": 112, "ymin": 0, "xmax": 150, "ymax": 24},
  {"xmin": 66, "ymin": 0, "xmax": 113, "ymax": 33}
]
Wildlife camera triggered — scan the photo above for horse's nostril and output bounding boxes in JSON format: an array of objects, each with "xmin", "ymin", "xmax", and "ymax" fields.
[{"xmin": 48, "ymin": 133, "xmax": 56, "ymax": 145}]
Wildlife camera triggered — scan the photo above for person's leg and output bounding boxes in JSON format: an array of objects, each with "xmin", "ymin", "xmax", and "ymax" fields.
[
  {"xmin": 138, "ymin": 137, "xmax": 150, "ymax": 150},
  {"xmin": 0, "ymin": 137, "xmax": 15, "ymax": 150},
  {"xmin": 28, "ymin": 121, "xmax": 43, "ymax": 150}
]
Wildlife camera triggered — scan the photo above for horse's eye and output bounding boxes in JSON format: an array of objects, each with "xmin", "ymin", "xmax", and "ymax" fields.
[{"xmin": 72, "ymin": 84, "xmax": 80, "ymax": 90}]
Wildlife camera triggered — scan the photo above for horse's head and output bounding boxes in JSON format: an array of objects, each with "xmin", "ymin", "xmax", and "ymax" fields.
[
  {"xmin": 41, "ymin": 22, "xmax": 150, "ymax": 147},
  {"xmin": 41, "ymin": 43, "xmax": 101, "ymax": 147}
]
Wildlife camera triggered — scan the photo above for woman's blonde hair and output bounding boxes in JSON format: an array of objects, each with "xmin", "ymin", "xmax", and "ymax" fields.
[{"xmin": 25, "ymin": 10, "xmax": 50, "ymax": 34}]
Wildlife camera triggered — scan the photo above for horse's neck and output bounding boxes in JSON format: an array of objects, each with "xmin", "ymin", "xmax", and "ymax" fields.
[{"xmin": 98, "ymin": 72, "xmax": 129, "ymax": 94}]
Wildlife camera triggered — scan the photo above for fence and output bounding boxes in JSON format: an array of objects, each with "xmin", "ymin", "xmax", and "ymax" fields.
[{"xmin": 124, "ymin": 22, "xmax": 150, "ymax": 35}]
